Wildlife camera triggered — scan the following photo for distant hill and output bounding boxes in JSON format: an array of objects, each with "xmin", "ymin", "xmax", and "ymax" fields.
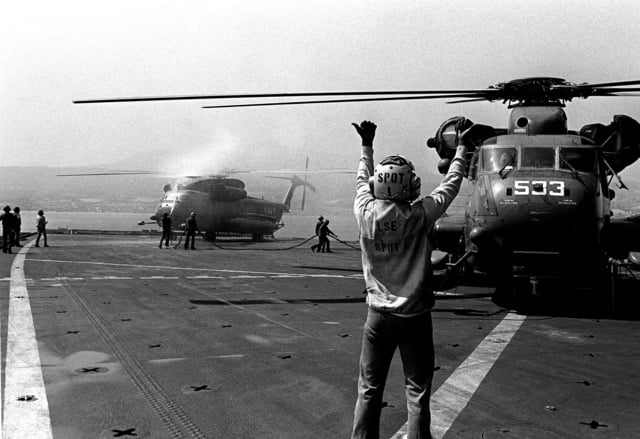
[
  {"xmin": 0, "ymin": 164, "xmax": 361, "ymax": 216},
  {"xmin": 2, "ymin": 161, "xmax": 638, "ymax": 218},
  {"xmin": 611, "ymin": 179, "xmax": 640, "ymax": 214},
  {"xmin": 0, "ymin": 166, "xmax": 166, "ymax": 213}
]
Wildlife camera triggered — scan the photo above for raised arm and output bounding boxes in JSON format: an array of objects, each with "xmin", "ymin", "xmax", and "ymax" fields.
[
  {"xmin": 420, "ymin": 123, "xmax": 477, "ymax": 225},
  {"xmin": 352, "ymin": 120, "xmax": 377, "ymax": 215}
]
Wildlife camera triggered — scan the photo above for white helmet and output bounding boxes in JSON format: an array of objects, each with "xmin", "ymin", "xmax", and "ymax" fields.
[{"xmin": 370, "ymin": 155, "xmax": 421, "ymax": 201}]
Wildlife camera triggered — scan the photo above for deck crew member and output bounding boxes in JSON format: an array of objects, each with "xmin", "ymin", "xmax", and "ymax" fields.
[
  {"xmin": 318, "ymin": 218, "xmax": 337, "ymax": 253},
  {"xmin": 184, "ymin": 212, "xmax": 199, "ymax": 250},
  {"xmin": 159, "ymin": 212, "xmax": 172, "ymax": 248},
  {"xmin": 311, "ymin": 215, "xmax": 324, "ymax": 252},
  {"xmin": 35, "ymin": 209, "xmax": 49, "ymax": 247},
  {"xmin": 1, "ymin": 205, "xmax": 14, "ymax": 254},
  {"xmin": 12, "ymin": 206, "xmax": 22, "ymax": 247},
  {"xmin": 350, "ymin": 120, "xmax": 473, "ymax": 439}
]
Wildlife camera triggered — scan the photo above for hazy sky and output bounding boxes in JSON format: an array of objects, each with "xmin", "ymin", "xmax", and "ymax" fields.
[{"xmin": 2, "ymin": 0, "xmax": 640, "ymax": 180}]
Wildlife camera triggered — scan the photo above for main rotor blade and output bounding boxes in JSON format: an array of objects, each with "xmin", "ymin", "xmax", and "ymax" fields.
[
  {"xmin": 301, "ymin": 184, "xmax": 307, "ymax": 211},
  {"xmin": 264, "ymin": 176, "xmax": 295, "ymax": 180},
  {"xmin": 589, "ymin": 92, "xmax": 640, "ymax": 97},
  {"xmin": 56, "ymin": 171, "xmax": 156, "ymax": 176},
  {"xmin": 73, "ymin": 89, "xmax": 491, "ymax": 104},
  {"xmin": 446, "ymin": 98, "xmax": 491, "ymax": 104},
  {"xmin": 257, "ymin": 168, "xmax": 352, "ymax": 174},
  {"xmin": 590, "ymin": 87, "xmax": 640, "ymax": 93},
  {"xmin": 201, "ymin": 93, "xmax": 491, "ymax": 109},
  {"xmin": 301, "ymin": 156, "xmax": 309, "ymax": 212},
  {"xmin": 578, "ymin": 80, "xmax": 640, "ymax": 88},
  {"xmin": 554, "ymin": 85, "xmax": 640, "ymax": 94}
]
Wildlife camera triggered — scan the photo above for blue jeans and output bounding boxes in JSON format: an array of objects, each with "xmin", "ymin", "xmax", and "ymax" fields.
[{"xmin": 352, "ymin": 308, "xmax": 434, "ymax": 439}]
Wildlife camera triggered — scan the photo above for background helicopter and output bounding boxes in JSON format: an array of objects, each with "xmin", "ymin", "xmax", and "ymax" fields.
[
  {"xmin": 148, "ymin": 170, "xmax": 315, "ymax": 241},
  {"xmin": 61, "ymin": 161, "xmax": 322, "ymax": 241},
  {"xmin": 74, "ymin": 77, "xmax": 640, "ymax": 299}
]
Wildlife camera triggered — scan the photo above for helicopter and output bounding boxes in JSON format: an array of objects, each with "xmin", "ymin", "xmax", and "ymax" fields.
[
  {"xmin": 58, "ymin": 164, "xmax": 318, "ymax": 241},
  {"xmin": 149, "ymin": 172, "xmax": 315, "ymax": 241},
  {"xmin": 422, "ymin": 78, "xmax": 640, "ymax": 299},
  {"xmin": 74, "ymin": 77, "xmax": 640, "ymax": 299}
]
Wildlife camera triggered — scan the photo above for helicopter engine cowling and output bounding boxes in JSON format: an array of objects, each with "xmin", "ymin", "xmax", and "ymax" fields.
[
  {"xmin": 581, "ymin": 114, "xmax": 640, "ymax": 174},
  {"xmin": 427, "ymin": 116, "xmax": 498, "ymax": 174},
  {"xmin": 508, "ymin": 106, "xmax": 567, "ymax": 135},
  {"xmin": 209, "ymin": 184, "xmax": 247, "ymax": 201}
]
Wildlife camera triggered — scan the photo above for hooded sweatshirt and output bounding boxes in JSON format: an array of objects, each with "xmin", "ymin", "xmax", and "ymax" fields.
[{"xmin": 354, "ymin": 145, "xmax": 466, "ymax": 315}]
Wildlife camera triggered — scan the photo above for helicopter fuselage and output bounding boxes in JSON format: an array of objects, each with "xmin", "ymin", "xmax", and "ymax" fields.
[
  {"xmin": 461, "ymin": 134, "xmax": 609, "ymax": 278},
  {"xmin": 149, "ymin": 175, "xmax": 312, "ymax": 240},
  {"xmin": 153, "ymin": 189, "xmax": 286, "ymax": 239}
]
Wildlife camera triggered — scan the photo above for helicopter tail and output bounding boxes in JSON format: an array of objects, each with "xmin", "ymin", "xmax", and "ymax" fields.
[{"xmin": 281, "ymin": 175, "xmax": 316, "ymax": 212}]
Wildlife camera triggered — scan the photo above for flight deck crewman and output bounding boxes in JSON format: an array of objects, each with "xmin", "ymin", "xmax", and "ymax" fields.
[
  {"xmin": 35, "ymin": 209, "xmax": 49, "ymax": 248},
  {"xmin": 311, "ymin": 215, "xmax": 324, "ymax": 252},
  {"xmin": 318, "ymin": 218, "xmax": 337, "ymax": 253},
  {"xmin": 184, "ymin": 212, "xmax": 198, "ymax": 250},
  {"xmin": 1, "ymin": 205, "xmax": 14, "ymax": 254},
  {"xmin": 12, "ymin": 207, "xmax": 22, "ymax": 247},
  {"xmin": 160, "ymin": 212, "xmax": 172, "ymax": 248},
  {"xmin": 350, "ymin": 120, "xmax": 472, "ymax": 439}
]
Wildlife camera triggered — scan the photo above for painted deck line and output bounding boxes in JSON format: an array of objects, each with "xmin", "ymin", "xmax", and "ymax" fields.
[
  {"xmin": 2, "ymin": 242, "xmax": 53, "ymax": 438},
  {"xmin": 1, "ymin": 266, "xmax": 2, "ymax": 438},
  {"xmin": 139, "ymin": 276, "xmax": 180, "ymax": 280},
  {"xmin": 27, "ymin": 258, "xmax": 362, "ymax": 279},
  {"xmin": 186, "ymin": 275, "xmax": 224, "ymax": 279},
  {"xmin": 391, "ymin": 312, "xmax": 526, "ymax": 439}
]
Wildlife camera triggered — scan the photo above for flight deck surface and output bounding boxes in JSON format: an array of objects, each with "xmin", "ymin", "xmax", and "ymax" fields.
[{"xmin": 1, "ymin": 234, "xmax": 639, "ymax": 438}]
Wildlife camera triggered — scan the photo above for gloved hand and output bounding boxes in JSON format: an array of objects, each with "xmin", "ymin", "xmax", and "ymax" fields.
[
  {"xmin": 458, "ymin": 123, "xmax": 479, "ymax": 150},
  {"xmin": 455, "ymin": 117, "xmax": 473, "ymax": 134},
  {"xmin": 352, "ymin": 120, "xmax": 377, "ymax": 147}
]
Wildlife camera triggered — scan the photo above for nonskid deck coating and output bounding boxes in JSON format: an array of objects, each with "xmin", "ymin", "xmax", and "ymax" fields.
[{"xmin": 1, "ymin": 234, "xmax": 639, "ymax": 438}]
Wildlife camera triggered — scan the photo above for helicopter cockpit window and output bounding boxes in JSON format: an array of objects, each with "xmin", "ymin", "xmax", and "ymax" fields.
[
  {"xmin": 521, "ymin": 147, "xmax": 555, "ymax": 169},
  {"xmin": 482, "ymin": 148, "xmax": 516, "ymax": 172},
  {"xmin": 163, "ymin": 192, "xmax": 178, "ymax": 201},
  {"xmin": 559, "ymin": 148, "xmax": 596, "ymax": 173}
]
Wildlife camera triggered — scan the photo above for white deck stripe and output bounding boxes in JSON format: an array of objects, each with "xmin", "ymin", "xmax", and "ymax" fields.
[
  {"xmin": 2, "ymin": 242, "xmax": 53, "ymax": 438},
  {"xmin": 391, "ymin": 312, "xmax": 526, "ymax": 439},
  {"xmin": 1, "ymin": 260, "xmax": 2, "ymax": 439},
  {"xmin": 26, "ymin": 258, "xmax": 362, "ymax": 279}
]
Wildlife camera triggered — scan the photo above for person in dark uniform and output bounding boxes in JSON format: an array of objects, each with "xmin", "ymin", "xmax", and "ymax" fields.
[
  {"xmin": 311, "ymin": 215, "xmax": 324, "ymax": 252},
  {"xmin": 318, "ymin": 219, "xmax": 337, "ymax": 253},
  {"xmin": 184, "ymin": 212, "xmax": 198, "ymax": 250},
  {"xmin": 35, "ymin": 210, "xmax": 49, "ymax": 247},
  {"xmin": 1, "ymin": 205, "xmax": 14, "ymax": 254},
  {"xmin": 159, "ymin": 212, "xmax": 172, "ymax": 248},
  {"xmin": 12, "ymin": 207, "xmax": 22, "ymax": 247}
]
